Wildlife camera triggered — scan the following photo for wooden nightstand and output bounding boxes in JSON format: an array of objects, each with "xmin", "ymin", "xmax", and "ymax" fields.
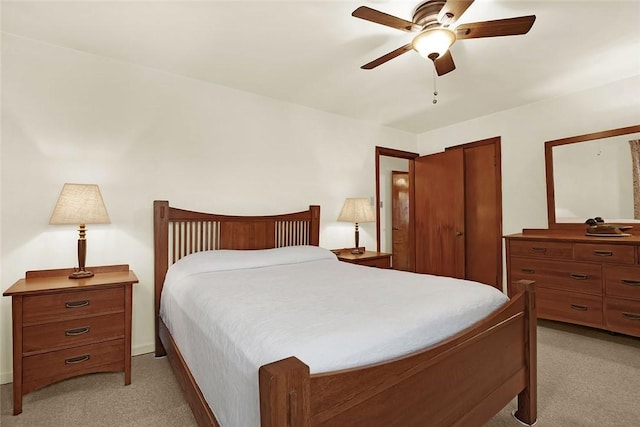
[
  {"xmin": 334, "ymin": 250, "xmax": 392, "ymax": 269},
  {"xmin": 3, "ymin": 264, "xmax": 138, "ymax": 415}
]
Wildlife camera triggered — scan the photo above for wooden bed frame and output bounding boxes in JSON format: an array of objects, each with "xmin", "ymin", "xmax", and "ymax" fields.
[{"xmin": 153, "ymin": 200, "xmax": 537, "ymax": 426}]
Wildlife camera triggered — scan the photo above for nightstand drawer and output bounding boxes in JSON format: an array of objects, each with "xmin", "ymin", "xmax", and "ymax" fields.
[
  {"xmin": 354, "ymin": 257, "xmax": 391, "ymax": 268},
  {"xmin": 23, "ymin": 339, "xmax": 125, "ymax": 393},
  {"xmin": 604, "ymin": 265, "xmax": 640, "ymax": 300},
  {"xmin": 574, "ymin": 243, "xmax": 635, "ymax": 264},
  {"xmin": 605, "ymin": 298, "xmax": 640, "ymax": 337},
  {"xmin": 334, "ymin": 250, "xmax": 392, "ymax": 269},
  {"xmin": 23, "ymin": 287, "xmax": 124, "ymax": 324},
  {"xmin": 23, "ymin": 313, "xmax": 125, "ymax": 354}
]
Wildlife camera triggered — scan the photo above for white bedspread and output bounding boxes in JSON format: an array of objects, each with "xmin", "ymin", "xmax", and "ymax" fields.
[{"xmin": 160, "ymin": 245, "xmax": 508, "ymax": 427}]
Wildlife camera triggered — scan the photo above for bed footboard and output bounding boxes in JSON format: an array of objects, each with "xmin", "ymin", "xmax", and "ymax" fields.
[
  {"xmin": 259, "ymin": 358, "xmax": 311, "ymax": 427},
  {"xmin": 259, "ymin": 280, "xmax": 537, "ymax": 427}
]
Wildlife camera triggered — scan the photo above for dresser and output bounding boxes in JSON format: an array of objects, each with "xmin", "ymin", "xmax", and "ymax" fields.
[
  {"xmin": 334, "ymin": 250, "xmax": 392, "ymax": 269},
  {"xmin": 505, "ymin": 232, "xmax": 640, "ymax": 337},
  {"xmin": 3, "ymin": 264, "xmax": 138, "ymax": 415}
]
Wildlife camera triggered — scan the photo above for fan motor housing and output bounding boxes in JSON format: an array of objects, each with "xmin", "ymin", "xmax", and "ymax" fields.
[{"xmin": 413, "ymin": 0, "xmax": 446, "ymax": 28}]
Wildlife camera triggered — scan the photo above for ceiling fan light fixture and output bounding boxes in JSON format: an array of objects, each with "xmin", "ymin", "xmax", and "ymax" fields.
[{"xmin": 412, "ymin": 27, "xmax": 456, "ymax": 60}]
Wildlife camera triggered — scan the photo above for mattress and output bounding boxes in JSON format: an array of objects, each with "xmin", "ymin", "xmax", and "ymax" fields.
[{"xmin": 160, "ymin": 245, "xmax": 509, "ymax": 427}]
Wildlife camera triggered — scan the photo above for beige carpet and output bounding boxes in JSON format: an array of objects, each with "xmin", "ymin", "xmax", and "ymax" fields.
[{"xmin": 2, "ymin": 320, "xmax": 639, "ymax": 426}]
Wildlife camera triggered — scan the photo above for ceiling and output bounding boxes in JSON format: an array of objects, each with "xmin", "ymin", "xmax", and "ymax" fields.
[{"xmin": 2, "ymin": 0, "xmax": 639, "ymax": 134}]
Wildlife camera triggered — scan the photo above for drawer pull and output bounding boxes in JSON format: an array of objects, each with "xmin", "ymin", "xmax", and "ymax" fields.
[
  {"xmin": 569, "ymin": 273, "xmax": 588, "ymax": 280},
  {"xmin": 65, "ymin": 300, "xmax": 90, "ymax": 309},
  {"xmin": 65, "ymin": 354, "xmax": 90, "ymax": 365},
  {"xmin": 521, "ymin": 268, "xmax": 536, "ymax": 274},
  {"xmin": 621, "ymin": 279, "xmax": 640, "ymax": 286},
  {"xmin": 531, "ymin": 247, "xmax": 547, "ymax": 254},
  {"xmin": 570, "ymin": 304, "xmax": 588, "ymax": 311},
  {"xmin": 593, "ymin": 250, "xmax": 613, "ymax": 257},
  {"xmin": 622, "ymin": 313, "xmax": 640, "ymax": 321},
  {"xmin": 65, "ymin": 326, "xmax": 91, "ymax": 336}
]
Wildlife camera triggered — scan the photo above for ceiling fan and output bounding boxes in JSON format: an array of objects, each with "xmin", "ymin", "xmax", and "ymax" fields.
[{"xmin": 352, "ymin": 0, "xmax": 536, "ymax": 76}]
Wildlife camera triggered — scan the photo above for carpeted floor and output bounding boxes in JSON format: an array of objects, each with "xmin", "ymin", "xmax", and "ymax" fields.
[{"xmin": 1, "ymin": 320, "xmax": 639, "ymax": 426}]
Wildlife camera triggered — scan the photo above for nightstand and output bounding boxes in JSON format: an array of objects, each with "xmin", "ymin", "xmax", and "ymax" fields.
[
  {"xmin": 334, "ymin": 250, "xmax": 392, "ymax": 269},
  {"xmin": 3, "ymin": 264, "xmax": 138, "ymax": 415}
]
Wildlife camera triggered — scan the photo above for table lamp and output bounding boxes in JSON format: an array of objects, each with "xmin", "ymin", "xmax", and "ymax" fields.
[
  {"xmin": 337, "ymin": 198, "xmax": 375, "ymax": 254},
  {"xmin": 49, "ymin": 183, "xmax": 110, "ymax": 279}
]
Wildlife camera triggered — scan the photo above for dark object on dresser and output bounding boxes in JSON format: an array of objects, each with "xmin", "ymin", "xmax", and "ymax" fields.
[{"xmin": 584, "ymin": 218, "xmax": 633, "ymax": 237}]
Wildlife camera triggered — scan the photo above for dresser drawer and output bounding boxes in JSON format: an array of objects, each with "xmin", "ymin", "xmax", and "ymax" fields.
[
  {"xmin": 23, "ymin": 339, "xmax": 125, "ymax": 393},
  {"xmin": 604, "ymin": 265, "xmax": 640, "ymax": 300},
  {"xmin": 23, "ymin": 287, "xmax": 124, "ymax": 324},
  {"xmin": 22, "ymin": 313, "xmax": 125, "ymax": 354},
  {"xmin": 574, "ymin": 243, "xmax": 635, "ymax": 265},
  {"xmin": 605, "ymin": 298, "xmax": 640, "ymax": 337},
  {"xmin": 508, "ymin": 240, "xmax": 573, "ymax": 260},
  {"xmin": 510, "ymin": 257, "xmax": 602, "ymax": 295},
  {"xmin": 536, "ymin": 287, "xmax": 603, "ymax": 327}
]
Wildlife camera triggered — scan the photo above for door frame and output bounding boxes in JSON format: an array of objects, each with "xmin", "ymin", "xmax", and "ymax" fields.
[
  {"xmin": 375, "ymin": 139, "xmax": 501, "ymax": 285},
  {"xmin": 375, "ymin": 146, "xmax": 419, "ymax": 271}
]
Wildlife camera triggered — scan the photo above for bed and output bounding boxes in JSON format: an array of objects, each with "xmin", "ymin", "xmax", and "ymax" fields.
[{"xmin": 153, "ymin": 200, "xmax": 537, "ymax": 427}]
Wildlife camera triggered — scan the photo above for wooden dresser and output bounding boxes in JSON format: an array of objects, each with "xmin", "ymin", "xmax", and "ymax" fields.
[
  {"xmin": 505, "ymin": 232, "xmax": 640, "ymax": 337},
  {"xmin": 3, "ymin": 264, "xmax": 138, "ymax": 415}
]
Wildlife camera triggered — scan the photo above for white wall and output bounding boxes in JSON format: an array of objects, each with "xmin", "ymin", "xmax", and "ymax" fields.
[
  {"xmin": 417, "ymin": 75, "xmax": 640, "ymax": 236},
  {"xmin": 0, "ymin": 34, "xmax": 417, "ymax": 383}
]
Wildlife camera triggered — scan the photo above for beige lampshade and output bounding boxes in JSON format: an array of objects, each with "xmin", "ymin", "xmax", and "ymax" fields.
[
  {"xmin": 337, "ymin": 198, "xmax": 375, "ymax": 223},
  {"xmin": 49, "ymin": 184, "xmax": 111, "ymax": 225}
]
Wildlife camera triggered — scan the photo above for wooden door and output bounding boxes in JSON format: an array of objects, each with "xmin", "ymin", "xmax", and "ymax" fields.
[
  {"xmin": 391, "ymin": 171, "xmax": 410, "ymax": 271},
  {"xmin": 464, "ymin": 141, "xmax": 502, "ymax": 289},
  {"xmin": 414, "ymin": 149, "xmax": 465, "ymax": 278}
]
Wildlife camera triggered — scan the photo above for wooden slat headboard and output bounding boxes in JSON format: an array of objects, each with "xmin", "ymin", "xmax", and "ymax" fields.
[{"xmin": 153, "ymin": 200, "xmax": 320, "ymax": 355}]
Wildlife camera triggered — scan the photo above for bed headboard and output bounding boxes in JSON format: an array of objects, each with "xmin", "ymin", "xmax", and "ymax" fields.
[{"xmin": 153, "ymin": 200, "xmax": 320, "ymax": 355}]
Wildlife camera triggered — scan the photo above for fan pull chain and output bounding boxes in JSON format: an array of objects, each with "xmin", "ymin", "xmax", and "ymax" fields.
[{"xmin": 432, "ymin": 69, "xmax": 438, "ymax": 104}]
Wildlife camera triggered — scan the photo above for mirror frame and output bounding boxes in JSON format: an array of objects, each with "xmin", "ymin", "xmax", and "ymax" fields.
[
  {"xmin": 545, "ymin": 124, "xmax": 640, "ymax": 230},
  {"xmin": 375, "ymin": 146, "xmax": 418, "ymax": 269}
]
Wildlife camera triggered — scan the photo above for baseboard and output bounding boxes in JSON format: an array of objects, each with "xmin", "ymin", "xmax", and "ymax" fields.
[
  {"xmin": 133, "ymin": 342, "xmax": 155, "ymax": 356},
  {"xmin": 1, "ymin": 371, "xmax": 12, "ymax": 385},
  {"xmin": 0, "ymin": 343, "xmax": 156, "ymax": 385}
]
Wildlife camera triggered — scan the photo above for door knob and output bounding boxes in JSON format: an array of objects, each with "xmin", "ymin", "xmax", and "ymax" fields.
[{"xmin": 456, "ymin": 231, "xmax": 463, "ymax": 236}]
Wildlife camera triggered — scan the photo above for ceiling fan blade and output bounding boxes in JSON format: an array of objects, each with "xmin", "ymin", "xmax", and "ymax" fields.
[
  {"xmin": 456, "ymin": 15, "xmax": 536, "ymax": 39},
  {"xmin": 352, "ymin": 6, "xmax": 417, "ymax": 32},
  {"xmin": 438, "ymin": 1, "xmax": 475, "ymax": 27},
  {"xmin": 434, "ymin": 50, "xmax": 456, "ymax": 76},
  {"xmin": 361, "ymin": 44, "xmax": 413, "ymax": 70}
]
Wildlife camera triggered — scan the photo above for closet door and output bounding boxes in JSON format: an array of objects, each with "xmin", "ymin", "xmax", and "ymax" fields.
[
  {"xmin": 414, "ymin": 149, "xmax": 465, "ymax": 278},
  {"xmin": 464, "ymin": 141, "xmax": 502, "ymax": 289}
]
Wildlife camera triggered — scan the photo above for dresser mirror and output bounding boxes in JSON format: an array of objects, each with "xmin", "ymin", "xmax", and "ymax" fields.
[{"xmin": 545, "ymin": 124, "xmax": 640, "ymax": 229}]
